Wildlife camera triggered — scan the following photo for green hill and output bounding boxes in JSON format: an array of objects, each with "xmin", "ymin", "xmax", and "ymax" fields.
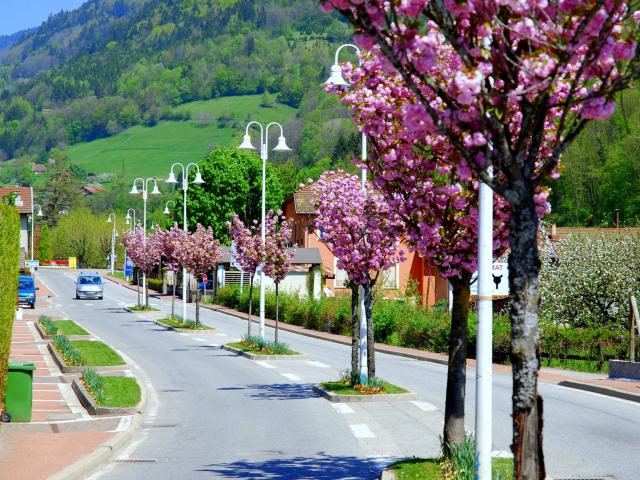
[{"xmin": 63, "ymin": 95, "xmax": 297, "ymax": 179}]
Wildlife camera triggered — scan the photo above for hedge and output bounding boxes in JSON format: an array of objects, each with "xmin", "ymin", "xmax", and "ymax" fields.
[
  {"xmin": 0, "ymin": 204, "xmax": 20, "ymax": 409},
  {"xmin": 213, "ymin": 285, "xmax": 620, "ymax": 372}
]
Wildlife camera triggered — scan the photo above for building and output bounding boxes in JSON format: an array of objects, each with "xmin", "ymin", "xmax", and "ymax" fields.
[
  {"xmin": 81, "ymin": 184, "xmax": 105, "ymax": 196},
  {"xmin": 31, "ymin": 163, "xmax": 47, "ymax": 175},
  {"xmin": 0, "ymin": 186, "xmax": 33, "ymax": 268},
  {"xmin": 282, "ymin": 182, "xmax": 449, "ymax": 307}
]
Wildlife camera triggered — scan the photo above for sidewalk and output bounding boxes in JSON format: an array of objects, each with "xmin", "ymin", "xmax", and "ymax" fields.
[
  {"xmin": 0, "ymin": 279, "xmax": 139, "ymax": 480},
  {"xmin": 106, "ymin": 271, "xmax": 640, "ymax": 402}
]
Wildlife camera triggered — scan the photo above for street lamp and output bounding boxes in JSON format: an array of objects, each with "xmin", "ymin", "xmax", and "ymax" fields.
[
  {"xmin": 30, "ymin": 203, "xmax": 43, "ymax": 261},
  {"xmin": 238, "ymin": 121, "xmax": 291, "ymax": 340},
  {"xmin": 326, "ymin": 43, "xmax": 369, "ymax": 383},
  {"xmin": 107, "ymin": 213, "xmax": 117, "ymax": 275},
  {"xmin": 166, "ymin": 162, "xmax": 204, "ymax": 322},
  {"xmin": 129, "ymin": 178, "xmax": 161, "ymax": 306},
  {"xmin": 163, "ymin": 200, "xmax": 176, "ymax": 216},
  {"xmin": 124, "ymin": 209, "xmax": 136, "ymax": 281}
]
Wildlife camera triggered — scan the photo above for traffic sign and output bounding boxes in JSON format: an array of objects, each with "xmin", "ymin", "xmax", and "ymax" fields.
[
  {"xmin": 125, "ymin": 259, "xmax": 134, "ymax": 277},
  {"xmin": 25, "ymin": 260, "xmax": 40, "ymax": 269}
]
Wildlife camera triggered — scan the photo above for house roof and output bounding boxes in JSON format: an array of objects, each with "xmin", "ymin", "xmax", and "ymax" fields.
[
  {"xmin": 82, "ymin": 184, "xmax": 105, "ymax": 195},
  {"xmin": 550, "ymin": 226, "xmax": 640, "ymax": 241},
  {"xmin": 0, "ymin": 186, "xmax": 32, "ymax": 214},
  {"xmin": 31, "ymin": 163, "xmax": 46, "ymax": 173},
  {"xmin": 220, "ymin": 247, "xmax": 322, "ymax": 266}
]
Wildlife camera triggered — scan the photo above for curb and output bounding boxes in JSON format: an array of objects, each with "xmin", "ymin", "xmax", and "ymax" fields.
[
  {"xmin": 34, "ymin": 321, "xmax": 52, "ymax": 340},
  {"xmin": 152, "ymin": 319, "xmax": 214, "ymax": 334},
  {"xmin": 379, "ymin": 469, "xmax": 397, "ymax": 480},
  {"xmin": 72, "ymin": 378, "xmax": 140, "ymax": 415},
  {"xmin": 222, "ymin": 343, "xmax": 305, "ymax": 360},
  {"xmin": 312, "ymin": 384, "xmax": 418, "ymax": 403},
  {"xmin": 557, "ymin": 380, "xmax": 640, "ymax": 403},
  {"xmin": 47, "ymin": 343, "xmax": 126, "ymax": 374}
]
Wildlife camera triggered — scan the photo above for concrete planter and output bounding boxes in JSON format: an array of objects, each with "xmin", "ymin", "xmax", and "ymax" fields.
[
  {"xmin": 72, "ymin": 378, "xmax": 140, "ymax": 416},
  {"xmin": 222, "ymin": 344, "xmax": 305, "ymax": 360},
  {"xmin": 48, "ymin": 343, "xmax": 126, "ymax": 374},
  {"xmin": 312, "ymin": 384, "xmax": 417, "ymax": 403},
  {"xmin": 609, "ymin": 360, "xmax": 640, "ymax": 380},
  {"xmin": 152, "ymin": 319, "xmax": 214, "ymax": 334},
  {"xmin": 35, "ymin": 321, "xmax": 52, "ymax": 340}
]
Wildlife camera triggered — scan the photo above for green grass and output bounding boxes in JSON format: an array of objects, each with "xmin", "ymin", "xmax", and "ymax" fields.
[
  {"xmin": 71, "ymin": 341, "xmax": 125, "ymax": 366},
  {"xmin": 319, "ymin": 381, "xmax": 408, "ymax": 395},
  {"xmin": 100, "ymin": 376, "xmax": 141, "ymax": 408},
  {"xmin": 542, "ymin": 357, "xmax": 608, "ymax": 373},
  {"xmin": 54, "ymin": 320, "xmax": 89, "ymax": 336},
  {"xmin": 158, "ymin": 316, "xmax": 212, "ymax": 330},
  {"xmin": 389, "ymin": 457, "xmax": 513, "ymax": 479},
  {"xmin": 64, "ymin": 95, "xmax": 297, "ymax": 178},
  {"xmin": 227, "ymin": 340, "xmax": 299, "ymax": 356},
  {"xmin": 127, "ymin": 305, "xmax": 159, "ymax": 312}
]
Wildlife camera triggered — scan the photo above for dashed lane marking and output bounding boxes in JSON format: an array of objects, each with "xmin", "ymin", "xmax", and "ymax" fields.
[
  {"xmin": 331, "ymin": 403, "xmax": 354, "ymax": 415},
  {"xmin": 411, "ymin": 400, "xmax": 439, "ymax": 412},
  {"xmin": 350, "ymin": 424, "xmax": 376, "ymax": 439},
  {"xmin": 194, "ymin": 338, "xmax": 206, "ymax": 342},
  {"xmin": 216, "ymin": 333, "xmax": 228, "ymax": 337},
  {"xmin": 255, "ymin": 361, "xmax": 276, "ymax": 369},
  {"xmin": 281, "ymin": 373, "xmax": 301, "ymax": 382},
  {"xmin": 306, "ymin": 360, "xmax": 330, "ymax": 368}
]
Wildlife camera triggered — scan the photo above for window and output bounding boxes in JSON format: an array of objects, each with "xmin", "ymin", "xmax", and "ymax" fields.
[
  {"xmin": 334, "ymin": 258, "xmax": 348, "ymax": 288},
  {"xmin": 382, "ymin": 264, "xmax": 399, "ymax": 289},
  {"xmin": 14, "ymin": 194, "xmax": 23, "ymax": 206}
]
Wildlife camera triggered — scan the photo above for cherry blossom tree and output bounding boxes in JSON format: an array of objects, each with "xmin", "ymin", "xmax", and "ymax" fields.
[
  {"xmin": 320, "ymin": 1, "xmax": 639, "ymax": 475},
  {"xmin": 175, "ymin": 224, "xmax": 221, "ymax": 326},
  {"xmin": 229, "ymin": 213, "xmax": 264, "ymax": 336},
  {"xmin": 263, "ymin": 210, "xmax": 295, "ymax": 344},
  {"xmin": 311, "ymin": 171, "xmax": 405, "ymax": 380},
  {"xmin": 122, "ymin": 228, "xmax": 162, "ymax": 307},
  {"xmin": 157, "ymin": 224, "xmax": 188, "ymax": 319}
]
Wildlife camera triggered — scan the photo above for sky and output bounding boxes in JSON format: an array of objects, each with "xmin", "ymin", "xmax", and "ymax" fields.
[{"xmin": 0, "ymin": 0, "xmax": 86, "ymax": 36}]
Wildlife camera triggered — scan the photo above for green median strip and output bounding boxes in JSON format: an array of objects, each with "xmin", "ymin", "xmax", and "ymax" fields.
[
  {"xmin": 71, "ymin": 340, "xmax": 125, "ymax": 366},
  {"xmin": 157, "ymin": 316, "xmax": 212, "ymax": 330},
  {"xmin": 227, "ymin": 336, "xmax": 299, "ymax": 355},
  {"xmin": 81, "ymin": 370, "xmax": 141, "ymax": 408},
  {"xmin": 319, "ymin": 380, "xmax": 407, "ymax": 395},
  {"xmin": 54, "ymin": 320, "xmax": 89, "ymax": 336},
  {"xmin": 127, "ymin": 305, "xmax": 160, "ymax": 312},
  {"xmin": 389, "ymin": 457, "xmax": 513, "ymax": 480}
]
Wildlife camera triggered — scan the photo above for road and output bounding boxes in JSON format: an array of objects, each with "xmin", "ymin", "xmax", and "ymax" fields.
[{"xmin": 39, "ymin": 269, "xmax": 640, "ymax": 479}]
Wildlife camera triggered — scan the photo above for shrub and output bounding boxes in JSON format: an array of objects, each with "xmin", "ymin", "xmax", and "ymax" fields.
[
  {"xmin": 147, "ymin": 278, "xmax": 163, "ymax": 292},
  {"xmin": 82, "ymin": 369, "xmax": 104, "ymax": 403},
  {"xmin": 53, "ymin": 335, "xmax": 84, "ymax": 366},
  {"xmin": 38, "ymin": 316, "xmax": 58, "ymax": 336},
  {"xmin": 0, "ymin": 204, "xmax": 19, "ymax": 408},
  {"xmin": 240, "ymin": 335, "xmax": 293, "ymax": 355}
]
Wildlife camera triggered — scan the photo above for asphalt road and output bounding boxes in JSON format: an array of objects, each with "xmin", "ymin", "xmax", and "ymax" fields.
[{"xmin": 39, "ymin": 269, "xmax": 640, "ymax": 480}]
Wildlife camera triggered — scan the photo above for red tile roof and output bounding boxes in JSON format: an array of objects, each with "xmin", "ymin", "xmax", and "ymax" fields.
[
  {"xmin": 31, "ymin": 163, "xmax": 47, "ymax": 173},
  {"xmin": 82, "ymin": 184, "xmax": 105, "ymax": 195},
  {"xmin": 0, "ymin": 186, "xmax": 32, "ymax": 214}
]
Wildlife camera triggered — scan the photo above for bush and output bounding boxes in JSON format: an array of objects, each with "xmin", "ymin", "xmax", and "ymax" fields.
[
  {"xmin": 53, "ymin": 335, "xmax": 84, "ymax": 366},
  {"xmin": 0, "ymin": 204, "xmax": 19, "ymax": 408},
  {"xmin": 82, "ymin": 368, "xmax": 104, "ymax": 403},
  {"xmin": 38, "ymin": 316, "xmax": 58, "ymax": 336},
  {"xmin": 147, "ymin": 278, "xmax": 163, "ymax": 292}
]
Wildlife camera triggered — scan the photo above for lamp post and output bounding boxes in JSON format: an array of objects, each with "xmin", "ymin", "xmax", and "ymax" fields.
[
  {"xmin": 325, "ymin": 43, "xmax": 369, "ymax": 383},
  {"xmin": 163, "ymin": 200, "xmax": 176, "ymax": 216},
  {"xmin": 30, "ymin": 203, "xmax": 43, "ymax": 261},
  {"xmin": 107, "ymin": 213, "xmax": 117, "ymax": 275},
  {"xmin": 124, "ymin": 209, "xmax": 136, "ymax": 281},
  {"xmin": 166, "ymin": 163, "xmax": 204, "ymax": 322},
  {"xmin": 129, "ymin": 178, "xmax": 161, "ymax": 306},
  {"xmin": 238, "ymin": 121, "xmax": 291, "ymax": 340}
]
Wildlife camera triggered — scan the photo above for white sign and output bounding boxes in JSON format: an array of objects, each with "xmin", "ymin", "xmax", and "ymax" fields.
[
  {"xmin": 25, "ymin": 260, "xmax": 40, "ymax": 268},
  {"xmin": 229, "ymin": 241, "xmax": 242, "ymax": 271},
  {"xmin": 470, "ymin": 262, "xmax": 509, "ymax": 297}
]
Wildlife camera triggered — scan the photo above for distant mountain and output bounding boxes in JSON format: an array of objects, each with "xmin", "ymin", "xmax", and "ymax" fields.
[
  {"xmin": 0, "ymin": 0, "xmax": 352, "ymax": 162},
  {"xmin": 0, "ymin": 28, "xmax": 37, "ymax": 51}
]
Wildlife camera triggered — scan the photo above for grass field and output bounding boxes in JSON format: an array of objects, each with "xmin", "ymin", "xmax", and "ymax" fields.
[
  {"xmin": 72, "ymin": 340, "xmax": 125, "ymax": 366},
  {"xmin": 63, "ymin": 95, "xmax": 297, "ymax": 178},
  {"xmin": 54, "ymin": 320, "xmax": 89, "ymax": 336}
]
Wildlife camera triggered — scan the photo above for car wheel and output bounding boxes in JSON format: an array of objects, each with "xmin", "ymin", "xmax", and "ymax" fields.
[
  {"xmin": 1, "ymin": 412, "xmax": 11, "ymax": 423},
  {"xmin": 31, "ymin": 303, "xmax": 35, "ymax": 309},
  {"xmin": 75, "ymin": 295, "xmax": 79, "ymax": 300}
]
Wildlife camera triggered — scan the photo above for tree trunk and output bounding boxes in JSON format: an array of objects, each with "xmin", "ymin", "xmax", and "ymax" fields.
[
  {"xmin": 364, "ymin": 281, "xmax": 375, "ymax": 379},
  {"xmin": 136, "ymin": 271, "xmax": 141, "ymax": 307},
  {"xmin": 442, "ymin": 271, "xmax": 472, "ymax": 455},
  {"xmin": 171, "ymin": 271, "xmax": 176, "ymax": 319},
  {"xmin": 248, "ymin": 276, "xmax": 254, "ymax": 338},
  {"xmin": 195, "ymin": 286, "xmax": 201, "ymax": 327},
  {"xmin": 275, "ymin": 282, "xmax": 279, "ymax": 344},
  {"xmin": 351, "ymin": 284, "xmax": 359, "ymax": 385},
  {"xmin": 508, "ymin": 190, "xmax": 546, "ymax": 480}
]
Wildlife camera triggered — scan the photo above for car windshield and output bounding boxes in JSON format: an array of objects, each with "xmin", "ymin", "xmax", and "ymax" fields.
[
  {"xmin": 19, "ymin": 279, "xmax": 34, "ymax": 289},
  {"xmin": 79, "ymin": 276, "xmax": 101, "ymax": 285}
]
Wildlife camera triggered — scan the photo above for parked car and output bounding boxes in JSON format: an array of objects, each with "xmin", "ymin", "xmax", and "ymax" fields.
[
  {"xmin": 18, "ymin": 276, "xmax": 36, "ymax": 309},
  {"xmin": 75, "ymin": 272, "xmax": 104, "ymax": 300}
]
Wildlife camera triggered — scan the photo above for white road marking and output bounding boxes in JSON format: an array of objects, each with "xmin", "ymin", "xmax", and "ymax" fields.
[
  {"xmin": 350, "ymin": 424, "xmax": 376, "ymax": 439},
  {"xmin": 307, "ymin": 360, "xmax": 331, "ymax": 368},
  {"xmin": 256, "ymin": 361, "xmax": 276, "ymax": 369},
  {"xmin": 111, "ymin": 415, "xmax": 132, "ymax": 433},
  {"xmin": 331, "ymin": 403, "xmax": 354, "ymax": 415},
  {"xmin": 216, "ymin": 333, "xmax": 228, "ymax": 337},
  {"xmin": 194, "ymin": 338, "xmax": 206, "ymax": 342},
  {"xmin": 178, "ymin": 333, "xmax": 189, "ymax": 336},
  {"xmin": 85, "ymin": 303, "xmax": 94, "ymax": 307},
  {"xmin": 411, "ymin": 400, "xmax": 439, "ymax": 412},
  {"xmin": 55, "ymin": 304, "xmax": 63, "ymax": 307},
  {"xmin": 281, "ymin": 373, "xmax": 301, "ymax": 382}
]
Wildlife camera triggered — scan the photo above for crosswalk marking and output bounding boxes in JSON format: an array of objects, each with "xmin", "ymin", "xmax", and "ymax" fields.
[
  {"xmin": 306, "ymin": 360, "xmax": 330, "ymax": 368},
  {"xmin": 281, "ymin": 373, "xmax": 301, "ymax": 381},
  {"xmin": 411, "ymin": 400, "xmax": 439, "ymax": 412},
  {"xmin": 255, "ymin": 361, "xmax": 276, "ymax": 369},
  {"xmin": 350, "ymin": 424, "xmax": 376, "ymax": 439},
  {"xmin": 331, "ymin": 403, "xmax": 354, "ymax": 415}
]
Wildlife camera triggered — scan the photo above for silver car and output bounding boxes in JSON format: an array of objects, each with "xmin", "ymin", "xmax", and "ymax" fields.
[{"xmin": 75, "ymin": 273, "xmax": 104, "ymax": 300}]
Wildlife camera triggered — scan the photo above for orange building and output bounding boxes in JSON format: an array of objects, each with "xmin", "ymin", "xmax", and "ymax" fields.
[{"xmin": 282, "ymin": 182, "xmax": 449, "ymax": 307}]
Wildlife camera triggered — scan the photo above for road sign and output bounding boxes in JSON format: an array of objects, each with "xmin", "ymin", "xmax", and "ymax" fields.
[
  {"xmin": 125, "ymin": 259, "xmax": 134, "ymax": 277},
  {"xmin": 68, "ymin": 257, "xmax": 77, "ymax": 269},
  {"xmin": 230, "ymin": 241, "xmax": 242, "ymax": 270},
  {"xmin": 470, "ymin": 262, "xmax": 509, "ymax": 297},
  {"xmin": 25, "ymin": 260, "xmax": 39, "ymax": 269},
  {"xmin": 202, "ymin": 274, "xmax": 208, "ymax": 284}
]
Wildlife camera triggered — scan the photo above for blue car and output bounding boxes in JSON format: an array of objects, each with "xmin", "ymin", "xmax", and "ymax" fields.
[{"xmin": 18, "ymin": 276, "xmax": 36, "ymax": 309}]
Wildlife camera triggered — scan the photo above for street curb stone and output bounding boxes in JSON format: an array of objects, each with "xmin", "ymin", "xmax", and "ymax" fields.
[
  {"xmin": 72, "ymin": 377, "xmax": 140, "ymax": 416},
  {"xmin": 222, "ymin": 343, "xmax": 306, "ymax": 360},
  {"xmin": 312, "ymin": 384, "xmax": 418, "ymax": 403}
]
